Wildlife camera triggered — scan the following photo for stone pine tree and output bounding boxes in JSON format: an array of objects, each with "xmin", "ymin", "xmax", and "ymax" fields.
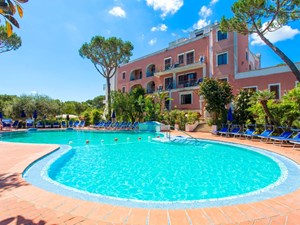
[
  {"xmin": 220, "ymin": 0, "xmax": 300, "ymax": 81},
  {"xmin": 0, "ymin": 0, "xmax": 28, "ymax": 36},
  {"xmin": 79, "ymin": 36, "xmax": 133, "ymax": 118},
  {"xmin": 0, "ymin": 25, "xmax": 21, "ymax": 53}
]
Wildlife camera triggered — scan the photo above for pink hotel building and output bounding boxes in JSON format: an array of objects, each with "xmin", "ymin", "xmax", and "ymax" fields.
[{"xmin": 115, "ymin": 23, "xmax": 300, "ymax": 116}]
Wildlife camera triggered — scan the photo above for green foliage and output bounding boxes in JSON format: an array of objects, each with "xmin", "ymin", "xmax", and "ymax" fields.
[
  {"xmin": 91, "ymin": 109, "xmax": 102, "ymax": 125},
  {"xmin": 85, "ymin": 95, "xmax": 105, "ymax": 109},
  {"xmin": 83, "ymin": 111, "xmax": 91, "ymax": 126},
  {"xmin": 111, "ymin": 86, "xmax": 146, "ymax": 122},
  {"xmin": 280, "ymin": 83, "xmax": 300, "ymax": 126},
  {"xmin": 199, "ymin": 78, "xmax": 233, "ymax": 125},
  {"xmin": 220, "ymin": 0, "xmax": 300, "ymax": 81},
  {"xmin": 0, "ymin": 93, "xmax": 105, "ymax": 120},
  {"xmin": 0, "ymin": 0, "xmax": 28, "ymax": 36},
  {"xmin": 0, "ymin": 25, "xmax": 21, "ymax": 53},
  {"xmin": 79, "ymin": 36, "xmax": 134, "ymax": 117},
  {"xmin": 233, "ymin": 89, "xmax": 255, "ymax": 125}
]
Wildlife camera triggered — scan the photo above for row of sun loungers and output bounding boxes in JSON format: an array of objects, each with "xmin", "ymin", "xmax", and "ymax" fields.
[
  {"xmin": 94, "ymin": 121, "xmax": 139, "ymax": 130},
  {"xmin": 1, "ymin": 119, "xmax": 86, "ymax": 129},
  {"xmin": 215, "ymin": 125, "xmax": 300, "ymax": 148}
]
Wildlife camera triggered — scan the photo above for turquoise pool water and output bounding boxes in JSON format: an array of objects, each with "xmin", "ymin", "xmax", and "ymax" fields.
[{"xmin": 1, "ymin": 130, "xmax": 282, "ymax": 202}]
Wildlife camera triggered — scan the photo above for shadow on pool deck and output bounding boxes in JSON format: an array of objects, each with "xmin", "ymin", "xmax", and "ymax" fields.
[{"xmin": 0, "ymin": 173, "xmax": 28, "ymax": 195}]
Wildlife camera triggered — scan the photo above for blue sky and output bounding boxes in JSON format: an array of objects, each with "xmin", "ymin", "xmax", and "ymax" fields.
[{"xmin": 1, "ymin": 0, "xmax": 299, "ymax": 102}]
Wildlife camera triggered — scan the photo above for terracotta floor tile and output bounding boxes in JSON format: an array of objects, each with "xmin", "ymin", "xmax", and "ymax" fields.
[
  {"xmin": 125, "ymin": 208, "xmax": 148, "ymax": 225},
  {"xmin": 238, "ymin": 221, "xmax": 254, "ymax": 225},
  {"xmin": 168, "ymin": 210, "xmax": 190, "ymax": 225},
  {"xmin": 251, "ymin": 202, "xmax": 279, "ymax": 218},
  {"xmin": 87, "ymin": 204, "xmax": 115, "ymax": 221},
  {"xmin": 186, "ymin": 209, "xmax": 211, "ymax": 225},
  {"xmin": 237, "ymin": 204, "xmax": 265, "ymax": 219},
  {"xmin": 263, "ymin": 199, "xmax": 292, "ymax": 215},
  {"xmin": 70, "ymin": 201, "xmax": 96, "ymax": 217},
  {"xmin": 148, "ymin": 210, "xmax": 168, "ymax": 225},
  {"xmin": 104, "ymin": 206, "xmax": 131, "ymax": 224},
  {"xmin": 269, "ymin": 215, "xmax": 287, "ymax": 225},
  {"xmin": 203, "ymin": 207, "xmax": 231, "ymax": 224},
  {"xmin": 286, "ymin": 209, "xmax": 300, "ymax": 225},
  {"xmin": 253, "ymin": 218, "xmax": 271, "ymax": 225},
  {"xmin": 221, "ymin": 206, "xmax": 249, "ymax": 223}
]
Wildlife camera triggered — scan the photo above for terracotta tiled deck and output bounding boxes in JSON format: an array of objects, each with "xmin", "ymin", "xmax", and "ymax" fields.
[{"xmin": 1, "ymin": 131, "xmax": 300, "ymax": 225}]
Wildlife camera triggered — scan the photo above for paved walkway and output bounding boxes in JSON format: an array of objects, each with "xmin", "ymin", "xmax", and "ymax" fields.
[{"xmin": 0, "ymin": 131, "xmax": 300, "ymax": 225}]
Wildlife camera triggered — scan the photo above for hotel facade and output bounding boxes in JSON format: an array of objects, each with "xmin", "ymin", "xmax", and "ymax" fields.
[{"xmin": 115, "ymin": 23, "xmax": 299, "ymax": 116}]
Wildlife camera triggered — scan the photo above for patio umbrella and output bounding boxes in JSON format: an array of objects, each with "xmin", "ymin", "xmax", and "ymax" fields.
[
  {"xmin": 0, "ymin": 112, "xmax": 3, "ymax": 119},
  {"xmin": 21, "ymin": 110, "xmax": 26, "ymax": 118},
  {"xmin": 227, "ymin": 107, "xmax": 233, "ymax": 122},
  {"xmin": 33, "ymin": 110, "xmax": 38, "ymax": 120},
  {"xmin": 56, "ymin": 114, "xmax": 78, "ymax": 119},
  {"xmin": 111, "ymin": 111, "xmax": 116, "ymax": 119}
]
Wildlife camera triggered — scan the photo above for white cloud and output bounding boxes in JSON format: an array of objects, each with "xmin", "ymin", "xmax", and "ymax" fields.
[
  {"xmin": 210, "ymin": 0, "xmax": 219, "ymax": 5},
  {"xmin": 109, "ymin": 6, "xmax": 126, "ymax": 18},
  {"xmin": 199, "ymin": 6, "xmax": 212, "ymax": 18},
  {"xmin": 151, "ymin": 24, "xmax": 168, "ymax": 32},
  {"xmin": 30, "ymin": 91, "xmax": 38, "ymax": 95},
  {"xmin": 193, "ymin": 19, "xmax": 210, "ymax": 30},
  {"xmin": 146, "ymin": 0, "xmax": 183, "ymax": 18},
  {"xmin": 148, "ymin": 38, "xmax": 157, "ymax": 45},
  {"xmin": 251, "ymin": 25, "xmax": 300, "ymax": 46}
]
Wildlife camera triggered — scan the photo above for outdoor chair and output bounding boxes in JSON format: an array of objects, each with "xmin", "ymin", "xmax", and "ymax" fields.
[
  {"xmin": 36, "ymin": 121, "xmax": 44, "ymax": 128},
  {"xmin": 26, "ymin": 119, "xmax": 34, "ymax": 128},
  {"xmin": 2, "ymin": 118, "xmax": 13, "ymax": 130},
  {"xmin": 73, "ymin": 120, "xmax": 80, "ymax": 127},
  {"xmin": 61, "ymin": 121, "xmax": 67, "ymax": 128},
  {"xmin": 45, "ymin": 121, "xmax": 52, "ymax": 128},
  {"xmin": 273, "ymin": 132, "xmax": 300, "ymax": 146},
  {"xmin": 53, "ymin": 121, "xmax": 60, "ymax": 128},
  {"xmin": 78, "ymin": 120, "xmax": 85, "ymax": 128},
  {"xmin": 12, "ymin": 120, "xmax": 19, "ymax": 129},
  {"xmin": 267, "ymin": 131, "xmax": 294, "ymax": 143},
  {"xmin": 251, "ymin": 128, "xmax": 274, "ymax": 141},
  {"xmin": 235, "ymin": 127, "xmax": 256, "ymax": 139}
]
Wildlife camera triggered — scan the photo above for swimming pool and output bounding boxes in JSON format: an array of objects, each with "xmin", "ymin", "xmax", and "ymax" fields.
[{"xmin": 2, "ymin": 130, "xmax": 300, "ymax": 208}]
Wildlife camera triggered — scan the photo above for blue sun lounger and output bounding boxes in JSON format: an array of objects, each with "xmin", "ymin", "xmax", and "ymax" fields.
[
  {"xmin": 272, "ymin": 132, "xmax": 300, "ymax": 146},
  {"xmin": 53, "ymin": 121, "xmax": 60, "ymax": 128},
  {"xmin": 36, "ymin": 121, "xmax": 44, "ymax": 128},
  {"xmin": 61, "ymin": 121, "xmax": 67, "ymax": 128},
  {"xmin": 251, "ymin": 129, "xmax": 273, "ymax": 140},
  {"xmin": 26, "ymin": 119, "xmax": 34, "ymax": 128},
  {"xmin": 2, "ymin": 118, "xmax": 13, "ymax": 130},
  {"xmin": 267, "ymin": 130, "xmax": 294, "ymax": 143},
  {"xmin": 79, "ymin": 120, "xmax": 85, "ymax": 128}
]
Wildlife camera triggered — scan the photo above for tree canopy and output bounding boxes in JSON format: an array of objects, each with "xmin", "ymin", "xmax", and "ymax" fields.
[
  {"xmin": 220, "ymin": 0, "xmax": 300, "ymax": 81},
  {"xmin": 0, "ymin": 25, "xmax": 21, "ymax": 53},
  {"xmin": 0, "ymin": 0, "xmax": 28, "ymax": 36},
  {"xmin": 199, "ymin": 78, "xmax": 233, "ymax": 125},
  {"xmin": 79, "ymin": 36, "xmax": 134, "ymax": 118}
]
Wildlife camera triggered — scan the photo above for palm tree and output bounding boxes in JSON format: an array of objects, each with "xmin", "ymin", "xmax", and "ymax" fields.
[{"xmin": 251, "ymin": 90, "xmax": 279, "ymax": 126}]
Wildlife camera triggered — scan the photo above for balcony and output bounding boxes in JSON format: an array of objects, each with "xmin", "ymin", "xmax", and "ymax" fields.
[
  {"xmin": 154, "ymin": 61, "xmax": 206, "ymax": 77},
  {"xmin": 130, "ymin": 69, "xmax": 142, "ymax": 81},
  {"xmin": 177, "ymin": 79, "xmax": 200, "ymax": 89},
  {"xmin": 146, "ymin": 64, "xmax": 156, "ymax": 77}
]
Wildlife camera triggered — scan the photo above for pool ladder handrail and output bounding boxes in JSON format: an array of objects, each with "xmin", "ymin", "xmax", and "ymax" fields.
[{"xmin": 168, "ymin": 125, "xmax": 201, "ymax": 143}]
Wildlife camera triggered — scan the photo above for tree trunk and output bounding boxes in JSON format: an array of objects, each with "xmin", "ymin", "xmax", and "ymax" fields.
[
  {"xmin": 257, "ymin": 32, "xmax": 300, "ymax": 81},
  {"xmin": 106, "ymin": 77, "xmax": 111, "ymax": 120},
  {"xmin": 260, "ymin": 100, "xmax": 278, "ymax": 126}
]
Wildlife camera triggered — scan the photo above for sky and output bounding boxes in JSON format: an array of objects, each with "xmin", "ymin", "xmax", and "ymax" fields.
[{"xmin": 0, "ymin": 0, "xmax": 299, "ymax": 102}]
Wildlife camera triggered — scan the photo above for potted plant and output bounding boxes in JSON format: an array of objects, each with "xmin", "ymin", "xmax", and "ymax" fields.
[{"xmin": 185, "ymin": 112, "xmax": 200, "ymax": 132}]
